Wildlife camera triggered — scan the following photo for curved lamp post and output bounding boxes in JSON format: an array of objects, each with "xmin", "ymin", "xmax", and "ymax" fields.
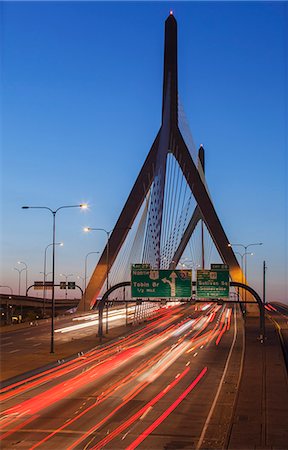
[
  {"xmin": 77, "ymin": 275, "xmax": 85, "ymax": 291},
  {"xmin": 22, "ymin": 203, "xmax": 88, "ymax": 353},
  {"xmin": 229, "ymin": 242, "xmax": 262, "ymax": 302},
  {"xmin": 17, "ymin": 261, "xmax": 28, "ymax": 295},
  {"xmin": 84, "ymin": 228, "xmax": 111, "ymax": 291},
  {"xmin": 234, "ymin": 251, "xmax": 253, "ymax": 284},
  {"xmin": 179, "ymin": 260, "xmax": 201, "ymax": 283},
  {"xmin": 228, "ymin": 242, "xmax": 263, "ymax": 284},
  {"xmin": 83, "ymin": 226, "xmax": 131, "ymax": 295},
  {"xmin": 84, "ymin": 251, "xmax": 100, "ymax": 312},
  {"xmin": 0, "ymin": 285, "xmax": 13, "ymax": 295},
  {"xmin": 43, "ymin": 242, "xmax": 63, "ymax": 315},
  {"xmin": 14, "ymin": 267, "xmax": 25, "ymax": 295}
]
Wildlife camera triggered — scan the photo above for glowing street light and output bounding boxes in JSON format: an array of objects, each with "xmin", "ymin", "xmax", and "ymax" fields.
[{"xmin": 22, "ymin": 203, "xmax": 88, "ymax": 353}]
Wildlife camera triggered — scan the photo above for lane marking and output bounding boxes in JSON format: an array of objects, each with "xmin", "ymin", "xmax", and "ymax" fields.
[
  {"xmin": 126, "ymin": 367, "xmax": 208, "ymax": 450},
  {"xmin": 9, "ymin": 349, "xmax": 20, "ymax": 354},
  {"xmin": 196, "ymin": 306, "xmax": 238, "ymax": 450},
  {"xmin": 2, "ymin": 342, "xmax": 13, "ymax": 347},
  {"xmin": 32, "ymin": 343, "xmax": 41, "ymax": 347}
]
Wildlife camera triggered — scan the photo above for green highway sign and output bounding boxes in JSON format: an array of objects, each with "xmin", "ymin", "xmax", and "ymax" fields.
[
  {"xmin": 132, "ymin": 263, "xmax": 151, "ymax": 269},
  {"xmin": 211, "ymin": 263, "xmax": 229, "ymax": 270},
  {"xmin": 196, "ymin": 269, "xmax": 230, "ymax": 298},
  {"xmin": 131, "ymin": 268, "xmax": 192, "ymax": 298}
]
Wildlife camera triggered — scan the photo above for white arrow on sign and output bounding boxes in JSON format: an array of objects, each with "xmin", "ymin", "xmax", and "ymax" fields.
[{"xmin": 162, "ymin": 271, "xmax": 177, "ymax": 297}]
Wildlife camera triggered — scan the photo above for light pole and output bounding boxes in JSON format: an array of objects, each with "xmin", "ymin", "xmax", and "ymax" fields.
[
  {"xmin": 84, "ymin": 251, "xmax": 100, "ymax": 312},
  {"xmin": 234, "ymin": 251, "xmax": 253, "ymax": 286},
  {"xmin": 84, "ymin": 226, "xmax": 130, "ymax": 335},
  {"xmin": 40, "ymin": 271, "xmax": 52, "ymax": 279},
  {"xmin": 43, "ymin": 242, "xmax": 63, "ymax": 315},
  {"xmin": 14, "ymin": 267, "xmax": 25, "ymax": 295},
  {"xmin": 84, "ymin": 228, "xmax": 110, "ymax": 291},
  {"xmin": 77, "ymin": 275, "xmax": 85, "ymax": 291},
  {"xmin": 17, "ymin": 261, "xmax": 28, "ymax": 295},
  {"xmin": 40, "ymin": 268, "xmax": 53, "ymax": 316},
  {"xmin": 22, "ymin": 203, "xmax": 88, "ymax": 353},
  {"xmin": 60, "ymin": 273, "xmax": 74, "ymax": 299},
  {"xmin": 0, "ymin": 285, "xmax": 13, "ymax": 295},
  {"xmin": 228, "ymin": 242, "xmax": 262, "ymax": 285},
  {"xmin": 229, "ymin": 242, "xmax": 262, "ymax": 304},
  {"xmin": 179, "ymin": 260, "xmax": 200, "ymax": 291},
  {"xmin": 234, "ymin": 251, "xmax": 253, "ymax": 304},
  {"xmin": 263, "ymin": 261, "xmax": 267, "ymax": 305}
]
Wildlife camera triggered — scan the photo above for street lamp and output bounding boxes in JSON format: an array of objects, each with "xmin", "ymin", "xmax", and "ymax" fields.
[
  {"xmin": 60, "ymin": 273, "xmax": 74, "ymax": 299},
  {"xmin": 17, "ymin": 261, "xmax": 28, "ymax": 295},
  {"xmin": 84, "ymin": 228, "xmax": 111, "ymax": 291},
  {"xmin": 0, "ymin": 285, "xmax": 13, "ymax": 295},
  {"xmin": 84, "ymin": 251, "xmax": 100, "ymax": 311},
  {"xmin": 83, "ymin": 226, "xmax": 131, "ymax": 293},
  {"xmin": 40, "ymin": 271, "xmax": 52, "ymax": 277},
  {"xmin": 179, "ymin": 260, "xmax": 200, "ymax": 285},
  {"xmin": 14, "ymin": 267, "xmax": 25, "ymax": 295},
  {"xmin": 43, "ymin": 242, "xmax": 63, "ymax": 315},
  {"xmin": 234, "ymin": 250, "xmax": 253, "ymax": 304},
  {"xmin": 77, "ymin": 275, "xmax": 85, "ymax": 290},
  {"xmin": 234, "ymin": 251, "xmax": 254, "ymax": 286},
  {"xmin": 22, "ymin": 203, "xmax": 88, "ymax": 353},
  {"xmin": 228, "ymin": 242, "xmax": 262, "ymax": 284}
]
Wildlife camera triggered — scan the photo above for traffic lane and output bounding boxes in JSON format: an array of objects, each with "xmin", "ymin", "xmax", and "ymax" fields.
[
  {"xmin": 0, "ymin": 303, "xmax": 161, "ymax": 357},
  {"xmin": 0, "ymin": 308, "xmax": 125, "ymax": 343},
  {"xmin": 0, "ymin": 305, "xmax": 145, "ymax": 381},
  {"xmin": 0, "ymin": 306, "xmax": 219, "ymax": 442},
  {"xmin": 104, "ymin": 308, "xmax": 236, "ymax": 450},
  {"xmin": 0, "ymin": 307, "xmax": 197, "ymax": 447},
  {"xmin": 71, "ymin": 306, "xmax": 235, "ymax": 449},
  {"xmin": 0, "ymin": 302, "xmax": 199, "ymax": 347},
  {"xmin": 1, "ymin": 303, "xmax": 214, "ymax": 405},
  {"xmin": 0, "ymin": 304, "xmax": 236, "ymax": 448},
  {"xmin": 265, "ymin": 303, "xmax": 288, "ymax": 353},
  {"xmin": 0, "ymin": 304, "xmax": 188, "ymax": 406}
]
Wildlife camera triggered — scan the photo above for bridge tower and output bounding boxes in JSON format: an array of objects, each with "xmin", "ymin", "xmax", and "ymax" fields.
[{"xmin": 79, "ymin": 13, "xmax": 245, "ymax": 311}]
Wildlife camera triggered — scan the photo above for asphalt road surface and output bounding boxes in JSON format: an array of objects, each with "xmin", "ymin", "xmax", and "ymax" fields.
[
  {"xmin": 0, "ymin": 303, "xmax": 243, "ymax": 449},
  {"xmin": 266, "ymin": 302, "xmax": 288, "ymax": 367},
  {"xmin": 0, "ymin": 304, "xmax": 156, "ymax": 380}
]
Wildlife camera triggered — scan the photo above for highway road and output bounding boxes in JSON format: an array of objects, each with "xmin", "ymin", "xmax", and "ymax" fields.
[
  {"xmin": 266, "ymin": 302, "xmax": 288, "ymax": 367},
  {"xmin": 0, "ymin": 303, "xmax": 160, "ymax": 381},
  {"xmin": 0, "ymin": 303, "xmax": 243, "ymax": 449}
]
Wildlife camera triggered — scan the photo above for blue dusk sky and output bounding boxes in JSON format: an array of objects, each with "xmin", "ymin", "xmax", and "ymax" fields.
[{"xmin": 1, "ymin": 1, "xmax": 287, "ymax": 303}]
